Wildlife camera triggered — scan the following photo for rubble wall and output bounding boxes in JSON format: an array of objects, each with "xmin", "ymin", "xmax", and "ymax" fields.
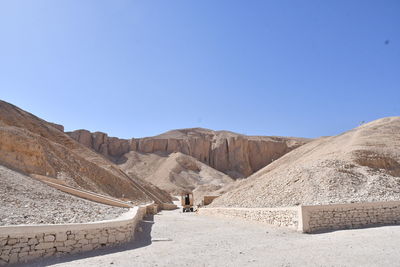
[{"xmin": 0, "ymin": 205, "xmax": 148, "ymax": 265}]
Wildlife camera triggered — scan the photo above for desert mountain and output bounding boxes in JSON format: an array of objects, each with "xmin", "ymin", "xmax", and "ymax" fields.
[
  {"xmin": 118, "ymin": 151, "xmax": 234, "ymax": 203},
  {"xmin": 0, "ymin": 100, "xmax": 172, "ymax": 205},
  {"xmin": 68, "ymin": 128, "xmax": 310, "ymax": 178},
  {"xmin": 211, "ymin": 117, "xmax": 400, "ymax": 208}
]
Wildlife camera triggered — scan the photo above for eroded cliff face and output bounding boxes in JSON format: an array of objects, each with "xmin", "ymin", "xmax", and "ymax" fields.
[
  {"xmin": 68, "ymin": 128, "xmax": 310, "ymax": 178},
  {"xmin": 0, "ymin": 100, "xmax": 173, "ymax": 204},
  {"xmin": 67, "ymin": 130, "xmax": 131, "ymax": 158}
]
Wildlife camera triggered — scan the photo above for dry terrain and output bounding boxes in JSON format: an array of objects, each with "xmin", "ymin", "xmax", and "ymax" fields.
[
  {"xmin": 69, "ymin": 128, "xmax": 310, "ymax": 179},
  {"xmin": 0, "ymin": 100, "xmax": 172, "ymax": 205},
  {"xmin": 0, "ymin": 165, "xmax": 128, "ymax": 226},
  {"xmin": 119, "ymin": 151, "xmax": 234, "ymax": 202},
  {"xmin": 212, "ymin": 117, "xmax": 400, "ymax": 208},
  {"xmin": 28, "ymin": 208, "xmax": 400, "ymax": 267}
]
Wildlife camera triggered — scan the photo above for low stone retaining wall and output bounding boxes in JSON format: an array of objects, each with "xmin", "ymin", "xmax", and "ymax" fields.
[
  {"xmin": 200, "ymin": 201, "xmax": 400, "ymax": 233},
  {"xmin": 198, "ymin": 207, "xmax": 300, "ymax": 229},
  {"xmin": 0, "ymin": 204, "xmax": 149, "ymax": 265},
  {"xmin": 300, "ymin": 201, "xmax": 400, "ymax": 233}
]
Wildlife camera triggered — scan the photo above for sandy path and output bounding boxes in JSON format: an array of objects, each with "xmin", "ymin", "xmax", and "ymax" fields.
[{"xmin": 27, "ymin": 209, "xmax": 400, "ymax": 267}]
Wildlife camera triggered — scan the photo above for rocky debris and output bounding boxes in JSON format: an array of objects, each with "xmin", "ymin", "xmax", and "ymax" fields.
[
  {"xmin": 0, "ymin": 165, "xmax": 128, "ymax": 226},
  {"xmin": 69, "ymin": 127, "xmax": 310, "ymax": 178},
  {"xmin": 211, "ymin": 117, "xmax": 400, "ymax": 208}
]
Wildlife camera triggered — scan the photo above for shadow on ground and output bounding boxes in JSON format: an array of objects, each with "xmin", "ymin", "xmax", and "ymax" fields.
[{"xmin": 18, "ymin": 214, "xmax": 155, "ymax": 267}]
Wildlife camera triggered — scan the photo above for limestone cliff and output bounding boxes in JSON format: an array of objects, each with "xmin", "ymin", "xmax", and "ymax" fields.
[{"xmin": 68, "ymin": 128, "xmax": 310, "ymax": 178}]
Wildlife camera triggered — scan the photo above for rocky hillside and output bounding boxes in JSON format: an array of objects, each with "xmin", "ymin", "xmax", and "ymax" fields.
[
  {"xmin": 119, "ymin": 151, "xmax": 234, "ymax": 202},
  {"xmin": 211, "ymin": 117, "xmax": 400, "ymax": 208},
  {"xmin": 0, "ymin": 165, "xmax": 128, "ymax": 225},
  {"xmin": 0, "ymin": 100, "xmax": 172, "ymax": 205},
  {"xmin": 68, "ymin": 128, "xmax": 310, "ymax": 178}
]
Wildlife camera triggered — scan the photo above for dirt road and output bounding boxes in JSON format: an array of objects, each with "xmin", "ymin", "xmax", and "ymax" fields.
[{"xmin": 27, "ymin": 208, "xmax": 400, "ymax": 267}]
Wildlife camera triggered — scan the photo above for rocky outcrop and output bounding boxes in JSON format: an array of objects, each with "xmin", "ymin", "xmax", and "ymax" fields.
[
  {"xmin": 131, "ymin": 129, "xmax": 309, "ymax": 178},
  {"xmin": 68, "ymin": 128, "xmax": 310, "ymax": 178},
  {"xmin": 0, "ymin": 100, "xmax": 171, "ymax": 205},
  {"xmin": 67, "ymin": 130, "xmax": 130, "ymax": 159}
]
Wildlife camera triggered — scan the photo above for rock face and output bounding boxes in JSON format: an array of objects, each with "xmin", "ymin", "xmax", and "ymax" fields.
[
  {"xmin": 67, "ymin": 130, "xmax": 130, "ymax": 158},
  {"xmin": 0, "ymin": 100, "xmax": 171, "ymax": 204},
  {"xmin": 211, "ymin": 117, "xmax": 400, "ymax": 208},
  {"xmin": 68, "ymin": 128, "xmax": 310, "ymax": 178}
]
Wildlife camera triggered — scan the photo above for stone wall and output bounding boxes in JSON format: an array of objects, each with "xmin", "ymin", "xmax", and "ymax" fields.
[
  {"xmin": 300, "ymin": 201, "xmax": 400, "ymax": 233},
  {"xmin": 198, "ymin": 207, "xmax": 300, "ymax": 229},
  {"xmin": 0, "ymin": 205, "xmax": 148, "ymax": 265},
  {"xmin": 200, "ymin": 201, "xmax": 400, "ymax": 233}
]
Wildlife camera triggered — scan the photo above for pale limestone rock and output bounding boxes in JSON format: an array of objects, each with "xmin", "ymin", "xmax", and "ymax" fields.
[
  {"xmin": 34, "ymin": 242, "xmax": 55, "ymax": 250},
  {"xmin": 55, "ymin": 233, "xmax": 67, "ymax": 242},
  {"xmin": 44, "ymin": 235, "xmax": 55, "ymax": 242}
]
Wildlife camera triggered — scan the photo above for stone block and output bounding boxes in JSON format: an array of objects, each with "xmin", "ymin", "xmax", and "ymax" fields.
[
  {"xmin": 29, "ymin": 249, "xmax": 45, "ymax": 256},
  {"xmin": 75, "ymin": 233, "xmax": 85, "ymax": 240},
  {"xmin": 10, "ymin": 248, "xmax": 20, "ymax": 253},
  {"xmin": 64, "ymin": 240, "xmax": 77, "ymax": 246},
  {"xmin": 35, "ymin": 242, "xmax": 55, "ymax": 250},
  {"xmin": 35, "ymin": 234, "xmax": 44, "ymax": 241},
  {"xmin": 108, "ymin": 235, "xmax": 116, "ymax": 243},
  {"xmin": 90, "ymin": 238, "xmax": 99, "ymax": 244},
  {"xmin": 28, "ymin": 238, "xmax": 38, "ymax": 245},
  {"xmin": 18, "ymin": 252, "xmax": 29, "ymax": 258},
  {"xmin": 19, "ymin": 237, "xmax": 28, "ymax": 243},
  {"xmin": 20, "ymin": 246, "xmax": 30, "ymax": 253},
  {"xmin": 86, "ymin": 234, "xmax": 95, "ymax": 239},
  {"xmin": 7, "ymin": 239, "xmax": 18, "ymax": 246},
  {"xmin": 12, "ymin": 242, "xmax": 26, "ymax": 248},
  {"xmin": 2, "ymin": 249, "xmax": 11, "ymax": 256},
  {"xmin": 52, "ymin": 242, "xmax": 63, "ymax": 247},
  {"xmin": 99, "ymin": 237, "xmax": 108, "ymax": 244},
  {"xmin": 56, "ymin": 233, "xmax": 68, "ymax": 242},
  {"xmin": 56, "ymin": 246, "xmax": 72, "ymax": 252},
  {"xmin": 44, "ymin": 235, "xmax": 55, "ymax": 242},
  {"xmin": 78, "ymin": 239, "xmax": 89, "ymax": 245},
  {"xmin": 116, "ymin": 233, "xmax": 126, "ymax": 242}
]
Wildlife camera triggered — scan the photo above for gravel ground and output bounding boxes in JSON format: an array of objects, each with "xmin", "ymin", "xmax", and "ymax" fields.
[
  {"xmin": 0, "ymin": 165, "xmax": 128, "ymax": 225},
  {"xmin": 28, "ymin": 206, "xmax": 400, "ymax": 267}
]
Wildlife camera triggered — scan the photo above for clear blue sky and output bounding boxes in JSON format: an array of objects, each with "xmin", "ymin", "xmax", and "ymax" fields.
[{"xmin": 1, "ymin": 1, "xmax": 399, "ymax": 138}]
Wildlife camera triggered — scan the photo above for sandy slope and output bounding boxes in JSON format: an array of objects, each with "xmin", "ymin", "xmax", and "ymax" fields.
[
  {"xmin": 212, "ymin": 117, "xmax": 400, "ymax": 208},
  {"xmin": 119, "ymin": 151, "xmax": 234, "ymax": 202},
  {"xmin": 0, "ymin": 165, "xmax": 128, "ymax": 226}
]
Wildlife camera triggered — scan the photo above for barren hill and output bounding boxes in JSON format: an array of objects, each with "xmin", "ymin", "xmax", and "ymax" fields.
[
  {"xmin": 69, "ymin": 128, "xmax": 310, "ymax": 178},
  {"xmin": 118, "ymin": 151, "xmax": 234, "ymax": 203},
  {"xmin": 211, "ymin": 117, "xmax": 400, "ymax": 208},
  {"xmin": 0, "ymin": 100, "xmax": 171, "ymax": 205}
]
